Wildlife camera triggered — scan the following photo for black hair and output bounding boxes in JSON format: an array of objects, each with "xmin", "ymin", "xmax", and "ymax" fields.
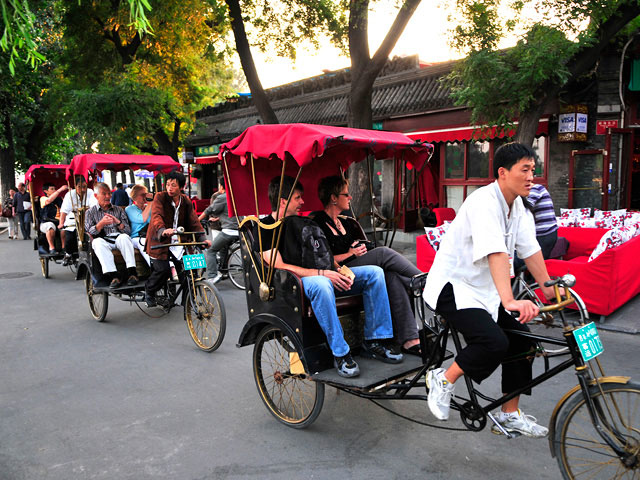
[
  {"xmin": 493, "ymin": 142, "xmax": 537, "ymax": 178},
  {"xmin": 317, "ymin": 175, "xmax": 348, "ymax": 207},
  {"xmin": 165, "ymin": 170, "xmax": 186, "ymax": 188},
  {"xmin": 268, "ymin": 175, "xmax": 304, "ymax": 212},
  {"xmin": 43, "ymin": 182, "xmax": 55, "ymax": 192},
  {"xmin": 116, "ymin": 183, "xmax": 123, "ymax": 189},
  {"xmin": 74, "ymin": 175, "xmax": 87, "ymax": 185}
]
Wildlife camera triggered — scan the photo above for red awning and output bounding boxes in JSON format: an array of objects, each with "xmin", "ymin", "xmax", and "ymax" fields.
[
  {"xmin": 406, "ymin": 118, "xmax": 549, "ymax": 143},
  {"xmin": 195, "ymin": 156, "xmax": 218, "ymax": 164},
  {"xmin": 67, "ymin": 154, "xmax": 180, "ymax": 181}
]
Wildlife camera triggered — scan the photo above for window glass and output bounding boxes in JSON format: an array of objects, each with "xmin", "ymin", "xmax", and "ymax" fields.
[
  {"xmin": 468, "ymin": 141, "xmax": 489, "ymax": 178},
  {"xmin": 444, "ymin": 143, "xmax": 464, "ymax": 179},
  {"xmin": 445, "ymin": 186, "xmax": 464, "ymax": 210},
  {"xmin": 466, "ymin": 185, "xmax": 481, "ymax": 199},
  {"xmin": 532, "ymin": 136, "xmax": 546, "ymax": 177}
]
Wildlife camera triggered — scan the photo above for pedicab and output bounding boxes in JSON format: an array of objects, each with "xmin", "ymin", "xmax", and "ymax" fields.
[
  {"xmin": 217, "ymin": 124, "xmax": 638, "ymax": 480},
  {"xmin": 68, "ymin": 153, "xmax": 226, "ymax": 352},
  {"xmin": 25, "ymin": 164, "xmax": 75, "ymax": 278}
]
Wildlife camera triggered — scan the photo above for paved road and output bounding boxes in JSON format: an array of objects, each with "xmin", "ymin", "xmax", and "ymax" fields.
[{"xmin": 0, "ymin": 238, "xmax": 637, "ymax": 480}]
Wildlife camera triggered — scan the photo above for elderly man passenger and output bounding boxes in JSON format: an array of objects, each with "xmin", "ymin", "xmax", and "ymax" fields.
[{"xmin": 85, "ymin": 182, "xmax": 138, "ymax": 288}]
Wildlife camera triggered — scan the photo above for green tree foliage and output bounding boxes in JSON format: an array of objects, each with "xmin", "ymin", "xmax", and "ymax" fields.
[
  {"xmin": 0, "ymin": 0, "xmax": 152, "ymax": 73},
  {"xmin": 58, "ymin": 0, "xmax": 234, "ymax": 158},
  {"xmin": 444, "ymin": 0, "xmax": 640, "ymax": 144},
  {"xmin": 0, "ymin": 2, "xmax": 77, "ymax": 199}
]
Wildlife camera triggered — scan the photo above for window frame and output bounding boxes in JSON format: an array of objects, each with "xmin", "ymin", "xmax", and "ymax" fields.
[{"xmin": 439, "ymin": 136, "xmax": 549, "ymax": 209}]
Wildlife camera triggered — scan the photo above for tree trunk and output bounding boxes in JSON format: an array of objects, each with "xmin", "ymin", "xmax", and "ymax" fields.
[
  {"xmin": 347, "ymin": 0, "xmax": 422, "ymax": 225},
  {"xmin": 0, "ymin": 110, "xmax": 16, "ymax": 200},
  {"xmin": 514, "ymin": 99, "xmax": 549, "ymax": 146},
  {"xmin": 225, "ymin": 0, "xmax": 279, "ymax": 125}
]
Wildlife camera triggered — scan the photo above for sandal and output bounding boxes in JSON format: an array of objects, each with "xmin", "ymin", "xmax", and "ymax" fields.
[{"xmin": 401, "ymin": 344, "xmax": 422, "ymax": 356}]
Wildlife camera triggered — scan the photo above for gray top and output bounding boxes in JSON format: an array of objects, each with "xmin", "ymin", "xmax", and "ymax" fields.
[{"xmin": 203, "ymin": 193, "xmax": 237, "ymax": 232}]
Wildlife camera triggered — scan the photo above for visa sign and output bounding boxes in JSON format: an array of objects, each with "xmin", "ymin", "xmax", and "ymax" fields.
[{"xmin": 558, "ymin": 113, "xmax": 575, "ymax": 133}]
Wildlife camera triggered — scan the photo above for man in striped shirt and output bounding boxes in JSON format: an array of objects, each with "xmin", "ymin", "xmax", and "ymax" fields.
[
  {"xmin": 526, "ymin": 184, "xmax": 558, "ymax": 259},
  {"xmin": 85, "ymin": 182, "xmax": 138, "ymax": 288},
  {"xmin": 514, "ymin": 184, "xmax": 558, "ymax": 271}
]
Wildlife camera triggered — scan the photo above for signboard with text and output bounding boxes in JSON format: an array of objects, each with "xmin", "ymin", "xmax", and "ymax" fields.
[{"xmin": 596, "ymin": 120, "xmax": 619, "ymax": 135}]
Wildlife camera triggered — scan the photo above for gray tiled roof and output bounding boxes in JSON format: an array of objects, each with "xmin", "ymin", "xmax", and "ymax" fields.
[{"xmin": 188, "ymin": 57, "xmax": 457, "ymax": 146}]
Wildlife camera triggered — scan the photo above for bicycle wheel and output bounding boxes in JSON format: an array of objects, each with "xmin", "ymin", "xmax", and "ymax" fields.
[
  {"xmin": 554, "ymin": 380, "xmax": 640, "ymax": 479},
  {"xmin": 184, "ymin": 279, "xmax": 226, "ymax": 352},
  {"xmin": 85, "ymin": 270, "xmax": 108, "ymax": 322},
  {"xmin": 227, "ymin": 246, "xmax": 245, "ymax": 290},
  {"xmin": 253, "ymin": 325, "xmax": 324, "ymax": 428}
]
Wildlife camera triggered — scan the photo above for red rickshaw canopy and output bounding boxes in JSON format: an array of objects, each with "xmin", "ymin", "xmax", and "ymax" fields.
[
  {"xmin": 217, "ymin": 124, "xmax": 433, "ymax": 216},
  {"xmin": 66, "ymin": 154, "xmax": 180, "ymax": 180},
  {"xmin": 25, "ymin": 164, "xmax": 70, "ymax": 195}
]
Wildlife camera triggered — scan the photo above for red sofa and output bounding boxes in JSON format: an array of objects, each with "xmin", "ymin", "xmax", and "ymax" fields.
[
  {"xmin": 416, "ymin": 234, "xmax": 437, "ymax": 272},
  {"xmin": 416, "ymin": 226, "xmax": 640, "ymax": 317},
  {"xmin": 545, "ymin": 226, "xmax": 640, "ymax": 317}
]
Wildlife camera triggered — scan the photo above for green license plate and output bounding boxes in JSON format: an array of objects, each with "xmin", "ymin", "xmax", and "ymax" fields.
[
  {"xmin": 573, "ymin": 322, "xmax": 604, "ymax": 362},
  {"xmin": 183, "ymin": 253, "xmax": 206, "ymax": 271}
]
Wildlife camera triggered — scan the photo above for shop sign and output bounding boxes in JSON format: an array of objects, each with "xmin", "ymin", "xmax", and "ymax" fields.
[
  {"xmin": 558, "ymin": 104, "xmax": 588, "ymax": 142},
  {"xmin": 596, "ymin": 120, "xmax": 619, "ymax": 135},
  {"xmin": 195, "ymin": 145, "xmax": 220, "ymax": 156}
]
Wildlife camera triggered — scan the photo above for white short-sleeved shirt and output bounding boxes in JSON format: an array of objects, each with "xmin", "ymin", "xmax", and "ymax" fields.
[
  {"xmin": 423, "ymin": 181, "xmax": 540, "ymax": 321},
  {"xmin": 60, "ymin": 188, "xmax": 98, "ymax": 229}
]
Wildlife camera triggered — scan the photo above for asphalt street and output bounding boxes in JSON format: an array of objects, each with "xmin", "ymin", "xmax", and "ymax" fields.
[{"xmin": 0, "ymin": 236, "xmax": 638, "ymax": 480}]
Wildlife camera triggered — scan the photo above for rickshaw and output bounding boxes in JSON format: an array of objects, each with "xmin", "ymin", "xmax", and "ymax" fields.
[
  {"xmin": 68, "ymin": 153, "xmax": 226, "ymax": 352},
  {"xmin": 25, "ymin": 164, "xmax": 76, "ymax": 278},
  {"xmin": 217, "ymin": 124, "xmax": 638, "ymax": 480}
]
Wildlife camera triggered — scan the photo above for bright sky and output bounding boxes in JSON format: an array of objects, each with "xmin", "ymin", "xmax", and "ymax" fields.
[
  {"xmin": 252, "ymin": 2, "xmax": 462, "ymax": 89},
  {"xmin": 250, "ymin": 1, "xmax": 548, "ymax": 89}
]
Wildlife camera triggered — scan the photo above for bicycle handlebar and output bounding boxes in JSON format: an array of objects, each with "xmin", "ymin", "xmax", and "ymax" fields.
[{"xmin": 150, "ymin": 242, "xmax": 208, "ymax": 250}]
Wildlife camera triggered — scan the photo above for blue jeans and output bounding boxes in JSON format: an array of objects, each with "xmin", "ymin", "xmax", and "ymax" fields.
[{"xmin": 302, "ymin": 265, "xmax": 393, "ymax": 357}]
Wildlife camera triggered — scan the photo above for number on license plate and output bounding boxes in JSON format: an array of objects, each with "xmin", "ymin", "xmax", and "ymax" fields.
[
  {"xmin": 183, "ymin": 253, "xmax": 206, "ymax": 271},
  {"xmin": 573, "ymin": 322, "xmax": 604, "ymax": 362}
]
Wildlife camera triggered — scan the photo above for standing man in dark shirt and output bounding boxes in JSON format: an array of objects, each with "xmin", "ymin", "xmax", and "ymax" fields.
[
  {"xmin": 14, "ymin": 182, "xmax": 32, "ymax": 240},
  {"xmin": 111, "ymin": 183, "xmax": 130, "ymax": 207}
]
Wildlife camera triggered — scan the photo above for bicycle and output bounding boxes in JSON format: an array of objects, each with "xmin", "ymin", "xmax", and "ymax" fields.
[
  {"xmin": 415, "ymin": 273, "xmax": 639, "ymax": 479},
  {"xmin": 214, "ymin": 237, "xmax": 245, "ymax": 290}
]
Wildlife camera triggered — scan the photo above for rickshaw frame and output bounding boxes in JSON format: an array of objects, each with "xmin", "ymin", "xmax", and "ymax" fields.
[
  {"xmin": 216, "ymin": 124, "xmax": 638, "ymax": 479},
  {"xmin": 66, "ymin": 153, "xmax": 226, "ymax": 352},
  {"xmin": 25, "ymin": 164, "xmax": 74, "ymax": 278}
]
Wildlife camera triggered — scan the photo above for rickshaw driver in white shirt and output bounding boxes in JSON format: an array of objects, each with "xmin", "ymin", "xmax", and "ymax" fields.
[{"xmin": 423, "ymin": 142, "xmax": 560, "ymax": 438}]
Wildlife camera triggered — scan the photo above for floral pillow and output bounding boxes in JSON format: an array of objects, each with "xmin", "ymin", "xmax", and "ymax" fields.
[
  {"xmin": 425, "ymin": 221, "xmax": 451, "ymax": 251},
  {"xmin": 624, "ymin": 211, "xmax": 640, "ymax": 226},
  {"xmin": 588, "ymin": 225, "xmax": 636, "ymax": 262},
  {"xmin": 560, "ymin": 208, "xmax": 591, "ymax": 220},
  {"xmin": 593, "ymin": 208, "xmax": 627, "ymax": 228},
  {"xmin": 557, "ymin": 216, "xmax": 576, "ymax": 227}
]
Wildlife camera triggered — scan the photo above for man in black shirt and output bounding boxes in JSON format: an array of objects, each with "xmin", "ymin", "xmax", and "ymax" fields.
[{"xmin": 253, "ymin": 175, "xmax": 402, "ymax": 378}]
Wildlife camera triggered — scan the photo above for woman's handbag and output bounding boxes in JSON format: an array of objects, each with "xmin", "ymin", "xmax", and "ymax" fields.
[{"xmin": 1, "ymin": 207, "xmax": 13, "ymax": 218}]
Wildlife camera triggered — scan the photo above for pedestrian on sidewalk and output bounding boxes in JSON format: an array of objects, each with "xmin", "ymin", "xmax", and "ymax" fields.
[{"xmin": 3, "ymin": 187, "xmax": 19, "ymax": 239}]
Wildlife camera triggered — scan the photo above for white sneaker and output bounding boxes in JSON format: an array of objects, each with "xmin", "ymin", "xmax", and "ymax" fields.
[
  {"xmin": 210, "ymin": 273, "xmax": 224, "ymax": 284},
  {"xmin": 426, "ymin": 367, "xmax": 455, "ymax": 420},
  {"xmin": 491, "ymin": 409, "xmax": 549, "ymax": 438}
]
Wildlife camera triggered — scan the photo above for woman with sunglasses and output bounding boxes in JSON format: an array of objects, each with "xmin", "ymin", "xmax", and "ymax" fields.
[{"xmin": 314, "ymin": 175, "xmax": 422, "ymax": 355}]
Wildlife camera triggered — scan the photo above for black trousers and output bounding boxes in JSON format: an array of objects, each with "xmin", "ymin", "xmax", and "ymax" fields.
[
  {"xmin": 145, "ymin": 254, "xmax": 184, "ymax": 296},
  {"xmin": 17, "ymin": 211, "xmax": 31, "ymax": 239},
  {"xmin": 347, "ymin": 246, "xmax": 421, "ymax": 343},
  {"xmin": 436, "ymin": 283, "xmax": 535, "ymax": 395},
  {"xmin": 63, "ymin": 230, "xmax": 77, "ymax": 254}
]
